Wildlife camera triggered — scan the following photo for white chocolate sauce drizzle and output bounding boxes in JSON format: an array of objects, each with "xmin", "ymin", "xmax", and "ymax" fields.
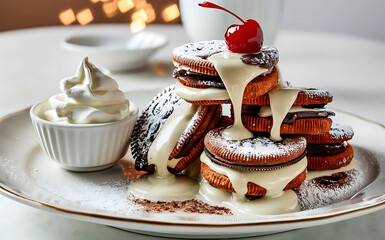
[
  {"xmin": 201, "ymin": 53, "xmax": 307, "ymax": 214},
  {"xmin": 174, "ymin": 81, "xmax": 230, "ymax": 101},
  {"xmin": 129, "ymin": 174, "xmax": 199, "ymax": 201},
  {"xmin": 129, "ymin": 47, "xmax": 325, "ymax": 215},
  {"xmin": 199, "ymin": 180, "xmax": 299, "ymax": 215},
  {"xmin": 147, "ymin": 101, "xmax": 197, "ymax": 178},
  {"xmin": 268, "ymin": 79, "xmax": 302, "ymax": 141},
  {"xmin": 128, "ymin": 101, "xmax": 199, "ymax": 201},
  {"xmin": 201, "ymin": 152, "xmax": 307, "ymax": 198},
  {"xmin": 199, "ymin": 151, "xmax": 306, "ymax": 214},
  {"xmin": 208, "ymin": 51, "xmax": 268, "ymax": 140}
]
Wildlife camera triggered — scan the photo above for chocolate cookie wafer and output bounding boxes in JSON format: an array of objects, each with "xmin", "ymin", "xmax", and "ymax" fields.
[
  {"xmin": 243, "ymin": 88, "xmax": 333, "ymax": 106},
  {"xmin": 240, "ymin": 88, "xmax": 335, "ymax": 135},
  {"xmin": 204, "ymin": 128, "xmax": 307, "ymax": 167},
  {"xmin": 305, "ymin": 122, "xmax": 354, "ymax": 170},
  {"xmin": 168, "ymin": 104, "xmax": 222, "ymax": 173},
  {"xmin": 200, "ymin": 127, "xmax": 308, "ymax": 197}
]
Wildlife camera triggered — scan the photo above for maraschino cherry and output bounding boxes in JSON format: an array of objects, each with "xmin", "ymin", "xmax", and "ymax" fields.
[{"xmin": 199, "ymin": 1, "xmax": 263, "ymax": 53}]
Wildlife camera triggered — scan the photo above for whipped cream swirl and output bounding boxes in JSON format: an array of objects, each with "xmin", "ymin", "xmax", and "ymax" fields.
[{"xmin": 44, "ymin": 57, "xmax": 129, "ymax": 124}]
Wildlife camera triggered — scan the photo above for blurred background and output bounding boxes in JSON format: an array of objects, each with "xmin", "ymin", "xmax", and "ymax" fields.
[{"xmin": 0, "ymin": 0, "xmax": 384, "ymax": 40}]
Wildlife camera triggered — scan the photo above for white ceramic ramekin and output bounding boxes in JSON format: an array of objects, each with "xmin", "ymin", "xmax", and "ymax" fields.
[{"xmin": 30, "ymin": 101, "xmax": 138, "ymax": 172}]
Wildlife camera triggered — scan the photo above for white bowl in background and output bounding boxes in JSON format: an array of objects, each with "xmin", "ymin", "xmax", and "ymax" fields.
[
  {"xmin": 30, "ymin": 101, "xmax": 139, "ymax": 172},
  {"xmin": 61, "ymin": 31, "xmax": 168, "ymax": 71}
]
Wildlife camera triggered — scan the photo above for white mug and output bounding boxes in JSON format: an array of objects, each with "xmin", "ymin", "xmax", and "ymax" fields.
[{"xmin": 179, "ymin": 0, "xmax": 283, "ymax": 45}]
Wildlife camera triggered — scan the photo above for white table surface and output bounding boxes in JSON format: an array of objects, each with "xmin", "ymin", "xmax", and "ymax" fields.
[{"xmin": 0, "ymin": 24, "xmax": 384, "ymax": 239}]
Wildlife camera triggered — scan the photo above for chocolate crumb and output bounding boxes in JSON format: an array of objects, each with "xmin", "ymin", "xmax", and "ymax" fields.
[
  {"xmin": 132, "ymin": 198, "xmax": 232, "ymax": 215},
  {"xmin": 314, "ymin": 172, "xmax": 348, "ymax": 185},
  {"xmin": 241, "ymin": 46, "xmax": 279, "ymax": 69}
]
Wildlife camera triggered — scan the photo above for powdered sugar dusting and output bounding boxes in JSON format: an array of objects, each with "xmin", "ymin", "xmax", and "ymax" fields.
[
  {"xmin": 172, "ymin": 40, "xmax": 227, "ymax": 63},
  {"xmin": 303, "ymin": 89, "xmax": 333, "ymax": 99},
  {"xmin": 38, "ymin": 178, "xmax": 142, "ymax": 215},
  {"xmin": 205, "ymin": 129, "xmax": 306, "ymax": 162},
  {"xmin": 297, "ymin": 146, "xmax": 378, "ymax": 210},
  {"xmin": 297, "ymin": 169, "xmax": 363, "ymax": 210},
  {"xmin": 27, "ymin": 146, "xmax": 379, "ymax": 217},
  {"xmin": 131, "ymin": 85, "xmax": 182, "ymax": 169},
  {"xmin": 329, "ymin": 121, "xmax": 354, "ymax": 140}
]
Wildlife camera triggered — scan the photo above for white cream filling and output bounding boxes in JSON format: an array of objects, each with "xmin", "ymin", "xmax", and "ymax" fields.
[
  {"xmin": 199, "ymin": 179, "xmax": 300, "ymax": 215},
  {"xmin": 200, "ymin": 152, "xmax": 307, "ymax": 198},
  {"xmin": 198, "ymin": 152, "xmax": 304, "ymax": 215},
  {"xmin": 174, "ymin": 82, "xmax": 230, "ymax": 101}
]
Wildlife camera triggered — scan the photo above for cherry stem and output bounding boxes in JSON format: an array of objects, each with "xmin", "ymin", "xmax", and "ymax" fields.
[{"xmin": 199, "ymin": 1, "xmax": 245, "ymax": 23}]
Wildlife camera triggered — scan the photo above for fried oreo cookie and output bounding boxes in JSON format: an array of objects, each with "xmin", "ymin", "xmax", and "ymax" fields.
[
  {"xmin": 172, "ymin": 40, "xmax": 279, "ymax": 105},
  {"xmin": 241, "ymin": 88, "xmax": 335, "ymax": 135},
  {"xmin": 243, "ymin": 88, "xmax": 333, "ymax": 106},
  {"xmin": 131, "ymin": 86, "xmax": 223, "ymax": 174},
  {"xmin": 200, "ymin": 128, "xmax": 308, "ymax": 196},
  {"xmin": 304, "ymin": 122, "xmax": 354, "ymax": 170}
]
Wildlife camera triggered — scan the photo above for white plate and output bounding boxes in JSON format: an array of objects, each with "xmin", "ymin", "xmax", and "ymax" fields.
[{"xmin": 0, "ymin": 90, "xmax": 385, "ymax": 239}]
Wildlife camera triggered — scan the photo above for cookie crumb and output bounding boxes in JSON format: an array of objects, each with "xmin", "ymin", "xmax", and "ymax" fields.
[{"xmin": 132, "ymin": 198, "xmax": 232, "ymax": 215}]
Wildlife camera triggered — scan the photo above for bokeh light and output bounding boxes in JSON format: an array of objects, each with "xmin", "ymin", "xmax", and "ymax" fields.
[
  {"xmin": 130, "ymin": 18, "xmax": 146, "ymax": 33},
  {"xmin": 76, "ymin": 8, "xmax": 94, "ymax": 25},
  {"xmin": 102, "ymin": 1, "xmax": 119, "ymax": 18},
  {"xmin": 58, "ymin": 9, "xmax": 76, "ymax": 25},
  {"xmin": 162, "ymin": 4, "xmax": 180, "ymax": 22},
  {"xmin": 117, "ymin": 0, "xmax": 134, "ymax": 13}
]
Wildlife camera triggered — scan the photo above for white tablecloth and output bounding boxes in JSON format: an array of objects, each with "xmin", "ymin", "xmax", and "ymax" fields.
[{"xmin": 0, "ymin": 24, "xmax": 384, "ymax": 239}]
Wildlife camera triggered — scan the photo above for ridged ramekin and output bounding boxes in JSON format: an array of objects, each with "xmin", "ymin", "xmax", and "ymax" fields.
[{"xmin": 30, "ymin": 101, "xmax": 138, "ymax": 172}]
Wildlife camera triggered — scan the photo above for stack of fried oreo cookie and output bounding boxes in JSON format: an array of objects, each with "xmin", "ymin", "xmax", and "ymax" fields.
[
  {"xmin": 171, "ymin": 40, "xmax": 354, "ymax": 196},
  {"xmin": 132, "ymin": 39, "xmax": 355, "ymax": 199},
  {"xmin": 239, "ymin": 86, "xmax": 355, "ymax": 172},
  {"xmin": 172, "ymin": 40, "xmax": 312, "ymax": 198}
]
